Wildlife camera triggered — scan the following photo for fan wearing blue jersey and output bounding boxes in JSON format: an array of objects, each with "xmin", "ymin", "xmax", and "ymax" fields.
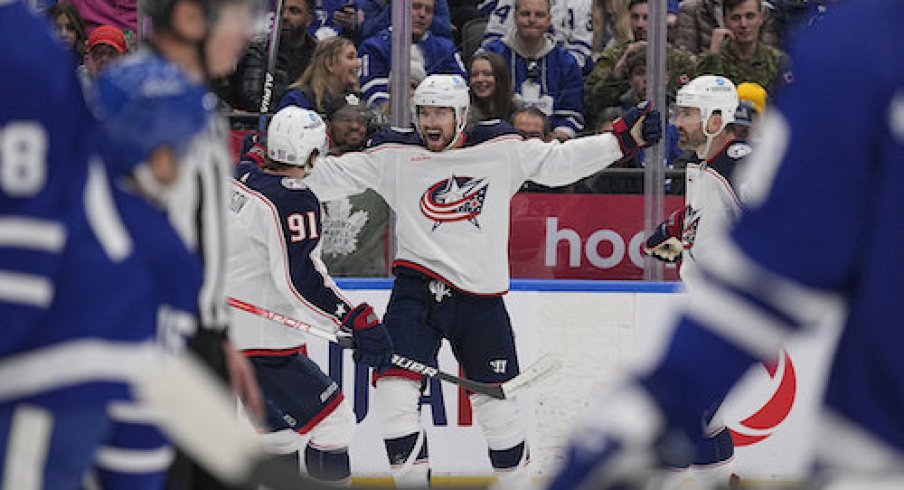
[
  {"xmin": 548, "ymin": 0, "xmax": 904, "ymax": 488},
  {"xmin": 227, "ymin": 107, "xmax": 393, "ymax": 485},
  {"xmin": 301, "ymin": 73, "xmax": 661, "ymax": 488}
]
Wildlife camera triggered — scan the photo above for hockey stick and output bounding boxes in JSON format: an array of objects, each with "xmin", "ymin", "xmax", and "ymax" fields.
[
  {"xmin": 227, "ymin": 297, "xmax": 561, "ymax": 399},
  {"xmin": 258, "ymin": 0, "xmax": 285, "ymax": 133}
]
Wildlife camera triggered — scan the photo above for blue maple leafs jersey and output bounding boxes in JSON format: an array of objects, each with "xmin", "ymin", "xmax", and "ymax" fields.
[
  {"xmin": 358, "ymin": 28, "xmax": 466, "ymax": 107},
  {"xmin": 640, "ymin": 0, "xmax": 904, "ymax": 465},
  {"xmin": 227, "ymin": 162, "xmax": 353, "ymax": 351},
  {"xmin": 0, "ymin": 0, "xmax": 199, "ymax": 405}
]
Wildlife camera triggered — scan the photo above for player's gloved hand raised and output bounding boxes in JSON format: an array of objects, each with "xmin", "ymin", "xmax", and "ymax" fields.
[
  {"xmin": 341, "ymin": 303, "xmax": 394, "ymax": 372},
  {"xmin": 612, "ymin": 101, "xmax": 662, "ymax": 157},
  {"xmin": 547, "ymin": 382, "xmax": 694, "ymax": 490}
]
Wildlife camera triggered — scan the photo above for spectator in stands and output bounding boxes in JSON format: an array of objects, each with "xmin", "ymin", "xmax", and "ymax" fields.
[
  {"xmin": 734, "ymin": 81, "xmax": 767, "ymax": 140},
  {"xmin": 737, "ymin": 80, "xmax": 767, "ymax": 114},
  {"xmin": 80, "ymin": 25, "xmax": 127, "ymax": 84},
  {"xmin": 694, "ymin": 0, "xmax": 791, "ymax": 90},
  {"xmin": 308, "ymin": 0, "xmax": 358, "ymax": 40},
  {"xmin": 511, "ymin": 106, "xmax": 550, "ymax": 141},
  {"xmin": 449, "ymin": 0, "xmax": 483, "ymax": 45},
  {"xmin": 617, "ymin": 47, "xmax": 681, "ymax": 166},
  {"xmin": 482, "ymin": 0, "xmax": 594, "ymax": 76},
  {"xmin": 480, "ymin": 0, "xmax": 584, "ymax": 140},
  {"xmin": 468, "ymin": 52, "xmax": 516, "ymax": 122},
  {"xmin": 60, "ymin": 0, "xmax": 136, "ymax": 41},
  {"xmin": 584, "ymin": 0, "xmax": 694, "ymax": 128},
  {"xmin": 358, "ymin": 0, "xmax": 452, "ymax": 41},
  {"xmin": 592, "ymin": 0, "xmax": 632, "ymax": 52},
  {"xmin": 358, "ymin": 0, "xmax": 466, "ymax": 110},
  {"xmin": 673, "ymin": 0, "xmax": 780, "ymax": 55},
  {"xmin": 227, "ymin": 0, "xmax": 317, "ymax": 112},
  {"xmin": 512, "ymin": 106, "xmax": 573, "ymax": 193},
  {"xmin": 320, "ymin": 97, "xmax": 391, "ymax": 277},
  {"xmin": 47, "ymin": 3, "xmax": 87, "ymax": 64},
  {"xmin": 277, "ymin": 36, "xmax": 360, "ymax": 115}
]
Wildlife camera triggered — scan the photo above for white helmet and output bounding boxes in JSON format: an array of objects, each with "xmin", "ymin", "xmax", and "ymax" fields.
[
  {"xmin": 413, "ymin": 74, "xmax": 470, "ymax": 147},
  {"xmin": 675, "ymin": 75, "xmax": 738, "ymax": 136},
  {"xmin": 267, "ymin": 106, "xmax": 328, "ymax": 168}
]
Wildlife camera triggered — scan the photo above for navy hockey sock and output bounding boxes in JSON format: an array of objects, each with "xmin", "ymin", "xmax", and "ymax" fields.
[
  {"xmin": 694, "ymin": 427, "xmax": 734, "ymax": 466},
  {"xmin": 384, "ymin": 431, "xmax": 429, "ymax": 466},
  {"xmin": 304, "ymin": 445, "xmax": 350, "ymax": 483},
  {"xmin": 488, "ymin": 441, "xmax": 527, "ymax": 470}
]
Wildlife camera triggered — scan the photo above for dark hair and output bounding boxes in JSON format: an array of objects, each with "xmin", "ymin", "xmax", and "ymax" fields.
[
  {"xmin": 628, "ymin": 0, "xmax": 647, "ymax": 9},
  {"xmin": 511, "ymin": 106, "xmax": 551, "ymax": 136},
  {"xmin": 468, "ymin": 52, "xmax": 515, "ymax": 121},
  {"xmin": 624, "ymin": 45, "xmax": 646, "ymax": 76},
  {"xmin": 46, "ymin": 4, "xmax": 87, "ymax": 55},
  {"xmin": 723, "ymin": 0, "xmax": 762, "ymax": 13}
]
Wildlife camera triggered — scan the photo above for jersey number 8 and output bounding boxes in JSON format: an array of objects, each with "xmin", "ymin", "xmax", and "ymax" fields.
[{"xmin": 1, "ymin": 122, "xmax": 47, "ymax": 198}]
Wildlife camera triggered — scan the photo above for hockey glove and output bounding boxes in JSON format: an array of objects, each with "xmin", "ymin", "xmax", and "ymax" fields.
[
  {"xmin": 547, "ymin": 382, "xmax": 694, "ymax": 490},
  {"xmin": 644, "ymin": 207, "xmax": 686, "ymax": 263},
  {"xmin": 612, "ymin": 101, "xmax": 663, "ymax": 157},
  {"xmin": 341, "ymin": 303, "xmax": 394, "ymax": 372}
]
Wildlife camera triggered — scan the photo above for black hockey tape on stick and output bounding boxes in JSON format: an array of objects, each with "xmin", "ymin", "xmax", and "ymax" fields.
[
  {"xmin": 227, "ymin": 297, "xmax": 561, "ymax": 399},
  {"xmin": 258, "ymin": 0, "xmax": 285, "ymax": 133}
]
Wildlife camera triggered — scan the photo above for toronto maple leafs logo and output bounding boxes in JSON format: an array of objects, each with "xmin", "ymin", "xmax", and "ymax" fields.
[
  {"xmin": 321, "ymin": 198, "xmax": 369, "ymax": 257},
  {"xmin": 419, "ymin": 175, "xmax": 489, "ymax": 230}
]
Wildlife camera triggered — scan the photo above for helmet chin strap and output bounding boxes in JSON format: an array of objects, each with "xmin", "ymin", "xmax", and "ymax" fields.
[{"xmin": 697, "ymin": 114, "xmax": 724, "ymax": 160}]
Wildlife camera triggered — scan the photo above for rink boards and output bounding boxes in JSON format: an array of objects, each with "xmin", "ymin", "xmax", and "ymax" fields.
[{"xmin": 301, "ymin": 279, "xmax": 840, "ymax": 484}]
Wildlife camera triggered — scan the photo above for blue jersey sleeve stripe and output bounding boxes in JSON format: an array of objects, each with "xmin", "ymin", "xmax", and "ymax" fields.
[
  {"xmin": 0, "ymin": 270, "xmax": 53, "ymax": 307},
  {"xmin": 0, "ymin": 218, "xmax": 65, "ymax": 252},
  {"xmin": 84, "ymin": 160, "xmax": 132, "ymax": 262},
  {"xmin": 700, "ymin": 236, "xmax": 845, "ymax": 328},
  {"xmin": 685, "ymin": 278, "xmax": 788, "ymax": 359}
]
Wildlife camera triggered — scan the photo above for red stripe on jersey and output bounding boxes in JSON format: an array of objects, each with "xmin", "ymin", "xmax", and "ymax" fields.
[
  {"xmin": 241, "ymin": 345, "xmax": 308, "ymax": 357},
  {"xmin": 297, "ymin": 393, "xmax": 345, "ymax": 435}
]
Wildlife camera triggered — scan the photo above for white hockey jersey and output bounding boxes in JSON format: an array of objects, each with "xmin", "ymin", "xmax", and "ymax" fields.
[
  {"xmin": 227, "ymin": 163, "xmax": 352, "ymax": 351},
  {"xmin": 304, "ymin": 121, "xmax": 624, "ymax": 295},
  {"xmin": 680, "ymin": 140, "xmax": 750, "ymax": 282}
]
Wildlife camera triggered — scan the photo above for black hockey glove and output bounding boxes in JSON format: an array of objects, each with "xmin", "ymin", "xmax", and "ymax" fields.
[
  {"xmin": 341, "ymin": 303, "xmax": 394, "ymax": 372},
  {"xmin": 612, "ymin": 101, "xmax": 662, "ymax": 157}
]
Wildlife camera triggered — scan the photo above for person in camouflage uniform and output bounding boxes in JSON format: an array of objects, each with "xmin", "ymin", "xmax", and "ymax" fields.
[
  {"xmin": 694, "ymin": 0, "xmax": 791, "ymax": 91},
  {"xmin": 584, "ymin": 0, "xmax": 695, "ymax": 128}
]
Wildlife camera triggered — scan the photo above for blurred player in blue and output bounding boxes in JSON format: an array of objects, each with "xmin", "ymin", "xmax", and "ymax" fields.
[
  {"xmin": 227, "ymin": 106, "xmax": 393, "ymax": 485},
  {"xmin": 91, "ymin": 0, "xmax": 265, "ymax": 486},
  {"xmin": 0, "ymin": 2, "xmax": 227, "ymax": 489},
  {"xmin": 549, "ymin": 0, "xmax": 904, "ymax": 488}
]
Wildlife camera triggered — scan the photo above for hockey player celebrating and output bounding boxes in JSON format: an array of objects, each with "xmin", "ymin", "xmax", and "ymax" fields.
[
  {"xmin": 227, "ymin": 106, "xmax": 394, "ymax": 485},
  {"xmin": 302, "ymin": 73, "xmax": 661, "ymax": 487},
  {"xmin": 641, "ymin": 74, "xmax": 748, "ymax": 486},
  {"xmin": 548, "ymin": 0, "xmax": 904, "ymax": 488}
]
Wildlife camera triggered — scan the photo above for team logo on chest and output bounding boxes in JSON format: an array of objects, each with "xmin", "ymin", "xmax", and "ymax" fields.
[{"xmin": 419, "ymin": 175, "xmax": 489, "ymax": 230}]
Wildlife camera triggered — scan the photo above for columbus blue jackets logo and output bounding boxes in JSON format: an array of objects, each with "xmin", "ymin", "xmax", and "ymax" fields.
[{"xmin": 420, "ymin": 175, "xmax": 489, "ymax": 230}]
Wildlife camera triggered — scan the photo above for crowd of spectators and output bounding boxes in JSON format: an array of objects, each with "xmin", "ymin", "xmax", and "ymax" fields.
[{"xmin": 38, "ymin": 0, "xmax": 833, "ymax": 193}]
